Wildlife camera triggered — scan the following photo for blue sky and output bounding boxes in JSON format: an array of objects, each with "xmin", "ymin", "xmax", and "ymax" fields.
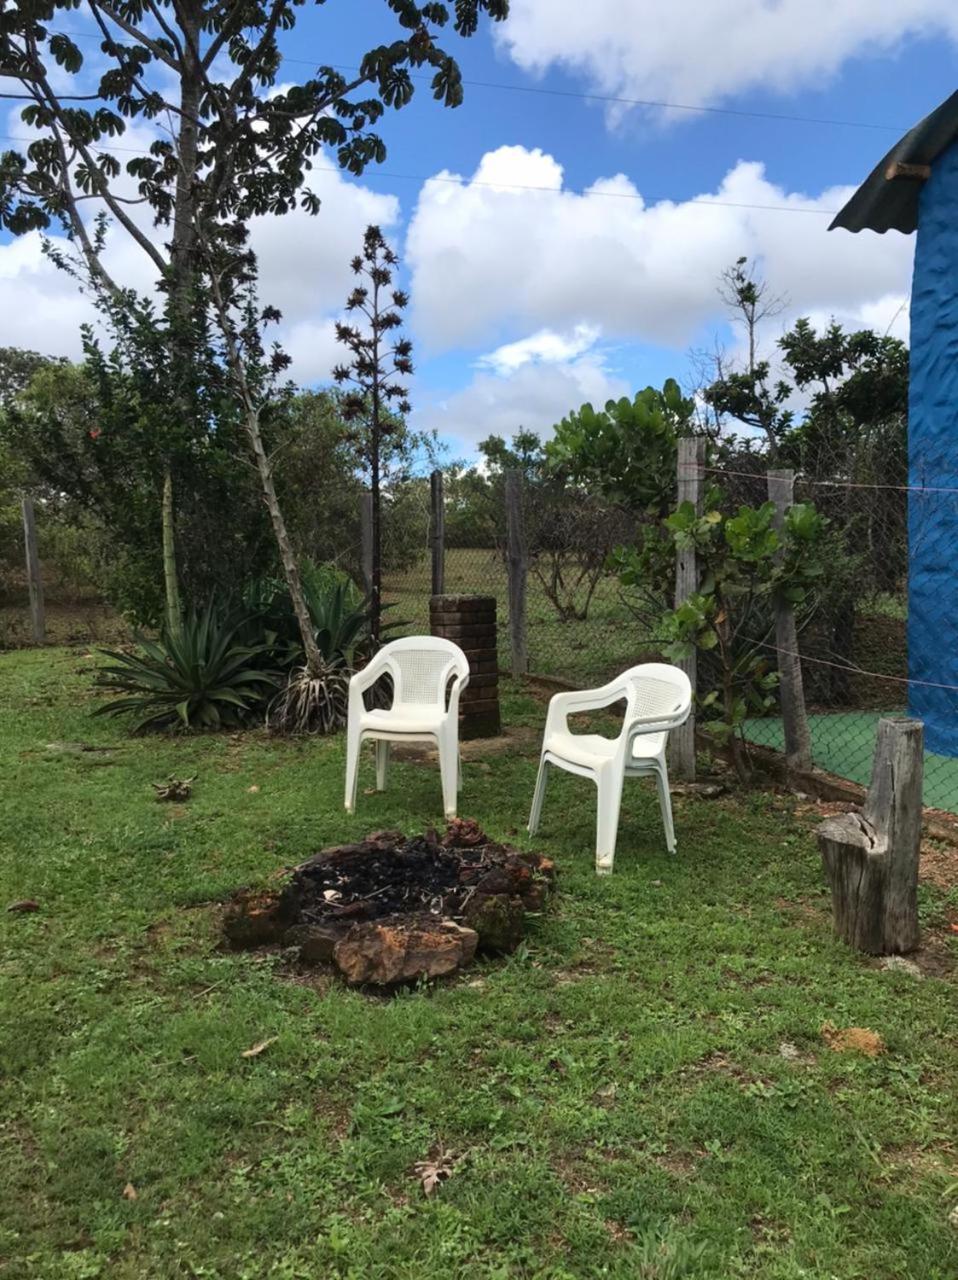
[{"xmin": 3, "ymin": 1, "xmax": 957, "ymax": 460}]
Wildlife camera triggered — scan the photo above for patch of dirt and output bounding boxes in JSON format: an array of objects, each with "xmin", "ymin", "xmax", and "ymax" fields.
[
  {"xmin": 387, "ymin": 724, "xmax": 541, "ymax": 766},
  {"xmin": 651, "ymin": 1149, "xmax": 699, "ymax": 1178}
]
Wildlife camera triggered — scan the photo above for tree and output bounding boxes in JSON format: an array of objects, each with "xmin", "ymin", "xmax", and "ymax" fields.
[
  {"xmin": 0, "ymin": 0, "xmax": 509, "ymax": 656},
  {"xmin": 704, "ymin": 258, "xmax": 792, "ymax": 456},
  {"xmin": 333, "ymin": 225, "xmax": 413, "ymax": 643},
  {"xmin": 547, "ymin": 381, "xmax": 696, "ymax": 517},
  {"xmin": 617, "ymin": 496, "xmax": 827, "ymax": 779}
]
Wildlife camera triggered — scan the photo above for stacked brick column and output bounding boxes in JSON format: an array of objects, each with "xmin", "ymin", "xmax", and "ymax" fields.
[{"xmin": 429, "ymin": 594, "xmax": 501, "ymax": 739}]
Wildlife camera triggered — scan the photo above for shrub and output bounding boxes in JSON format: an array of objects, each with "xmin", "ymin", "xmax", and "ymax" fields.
[{"xmin": 93, "ymin": 602, "xmax": 279, "ymax": 732}]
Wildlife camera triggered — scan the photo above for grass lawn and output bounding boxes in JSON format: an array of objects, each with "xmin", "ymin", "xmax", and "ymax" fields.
[{"xmin": 2, "ymin": 648, "xmax": 957, "ymax": 1279}]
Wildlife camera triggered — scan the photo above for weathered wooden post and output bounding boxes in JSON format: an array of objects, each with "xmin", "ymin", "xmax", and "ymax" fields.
[
  {"xmin": 671, "ymin": 438, "xmax": 704, "ymax": 780},
  {"xmin": 504, "ymin": 469, "xmax": 528, "ymax": 677},
  {"xmin": 767, "ymin": 468, "xmax": 812, "ymax": 777},
  {"xmin": 21, "ymin": 496, "xmax": 45, "ymax": 645},
  {"xmin": 817, "ymin": 718, "xmax": 923, "ymax": 954},
  {"xmin": 429, "ymin": 469, "xmax": 445, "ymax": 597},
  {"xmin": 360, "ymin": 490, "xmax": 374, "ymax": 598}
]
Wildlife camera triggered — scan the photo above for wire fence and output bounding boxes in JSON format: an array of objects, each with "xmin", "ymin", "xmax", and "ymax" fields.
[{"xmin": 705, "ymin": 461, "xmax": 958, "ymax": 816}]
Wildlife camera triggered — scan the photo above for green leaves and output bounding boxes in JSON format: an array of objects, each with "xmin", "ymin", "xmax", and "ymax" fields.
[
  {"xmin": 93, "ymin": 603, "xmax": 279, "ymax": 733},
  {"xmin": 547, "ymin": 380, "xmax": 695, "ymax": 514}
]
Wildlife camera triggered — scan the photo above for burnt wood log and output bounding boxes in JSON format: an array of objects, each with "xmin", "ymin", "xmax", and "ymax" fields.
[{"xmin": 817, "ymin": 718, "xmax": 922, "ymax": 954}]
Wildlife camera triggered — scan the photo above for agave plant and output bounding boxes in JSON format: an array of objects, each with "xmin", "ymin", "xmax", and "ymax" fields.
[
  {"xmin": 93, "ymin": 603, "xmax": 280, "ymax": 732},
  {"xmin": 266, "ymin": 658, "xmax": 351, "ymax": 734}
]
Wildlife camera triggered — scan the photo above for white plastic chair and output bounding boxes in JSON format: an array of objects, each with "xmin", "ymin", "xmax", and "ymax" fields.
[
  {"xmin": 528, "ymin": 663, "xmax": 692, "ymax": 875},
  {"xmin": 344, "ymin": 636, "xmax": 470, "ymax": 819}
]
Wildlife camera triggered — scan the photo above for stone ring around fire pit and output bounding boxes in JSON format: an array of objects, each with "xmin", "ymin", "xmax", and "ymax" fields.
[{"xmin": 223, "ymin": 819, "xmax": 556, "ymax": 988}]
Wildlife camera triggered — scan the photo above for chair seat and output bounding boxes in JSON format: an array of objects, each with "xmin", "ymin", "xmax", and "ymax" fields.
[
  {"xmin": 360, "ymin": 707, "xmax": 445, "ymax": 736},
  {"xmin": 543, "ymin": 730, "xmax": 666, "ymax": 770}
]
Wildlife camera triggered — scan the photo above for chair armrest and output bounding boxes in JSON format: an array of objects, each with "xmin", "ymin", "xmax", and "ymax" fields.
[
  {"xmin": 626, "ymin": 705, "xmax": 691, "ymax": 743},
  {"xmin": 348, "ymin": 653, "xmax": 390, "ymax": 719},
  {"xmin": 446, "ymin": 669, "xmax": 470, "ymax": 718},
  {"xmin": 544, "ymin": 679, "xmax": 631, "ymax": 737}
]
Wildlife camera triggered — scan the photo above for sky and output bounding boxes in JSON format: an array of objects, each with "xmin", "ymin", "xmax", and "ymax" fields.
[{"xmin": 3, "ymin": 0, "xmax": 958, "ymax": 461}]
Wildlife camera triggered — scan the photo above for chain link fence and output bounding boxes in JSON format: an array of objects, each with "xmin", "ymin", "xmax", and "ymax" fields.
[{"xmin": 706, "ymin": 461, "xmax": 958, "ymax": 816}]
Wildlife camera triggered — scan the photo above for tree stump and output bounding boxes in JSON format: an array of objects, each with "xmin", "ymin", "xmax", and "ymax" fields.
[{"xmin": 817, "ymin": 718, "xmax": 923, "ymax": 954}]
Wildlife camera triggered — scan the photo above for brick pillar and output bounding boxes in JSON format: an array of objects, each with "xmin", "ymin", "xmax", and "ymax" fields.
[{"xmin": 430, "ymin": 593, "xmax": 501, "ymax": 739}]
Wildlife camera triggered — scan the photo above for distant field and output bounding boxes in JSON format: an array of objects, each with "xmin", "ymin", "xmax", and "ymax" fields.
[{"xmin": 383, "ymin": 547, "xmax": 654, "ymax": 688}]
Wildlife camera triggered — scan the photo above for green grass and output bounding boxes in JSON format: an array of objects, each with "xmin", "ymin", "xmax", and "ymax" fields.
[
  {"xmin": 385, "ymin": 548, "xmax": 646, "ymax": 688},
  {"xmin": 744, "ymin": 711, "xmax": 958, "ymax": 815},
  {"xmin": 2, "ymin": 648, "xmax": 957, "ymax": 1279}
]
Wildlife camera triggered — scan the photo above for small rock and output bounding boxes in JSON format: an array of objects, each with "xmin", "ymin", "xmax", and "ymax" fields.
[
  {"xmin": 284, "ymin": 922, "xmax": 344, "ymax": 965},
  {"xmin": 650, "ymin": 879, "xmax": 663, "ymax": 888},
  {"xmin": 670, "ymin": 781, "xmax": 726, "ymax": 799},
  {"xmin": 222, "ymin": 891, "xmax": 286, "ymax": 949},
  {"xmin": 880, "ymin": 956, "xmax": 922, "ymax": 979},
  {"xmin": 778, "ymin": 1041, "xmax": 801, "ymax": 1060},
  {"xmin": 333, "ymin": 918, "xmax": 478, "ymax": 986},
  {"xmin": 463, "ymin": 893, "xmax": 525, "ymax": 955}
]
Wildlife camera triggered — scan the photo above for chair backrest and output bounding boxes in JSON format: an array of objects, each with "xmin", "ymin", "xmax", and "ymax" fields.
[
  {"xmin": 622, "ymin": 662, "xmax": 692, "ymax": 728},
  {"xmin": 376, "ymin": 636, "xmax": 469, "ymax": 708}
]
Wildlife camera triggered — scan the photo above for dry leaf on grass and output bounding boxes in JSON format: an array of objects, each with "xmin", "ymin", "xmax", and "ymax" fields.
[
  {"xmin": 152, "ymin": 776, "xmax": 195, "ymax": 802},
  {"xmin": 241, "ymin": 1037, "xmax": 277, "ymax": 1059},
  {"xmin": 6, "ymin": 899, "xmax": 40, "ymax": 913},
  {"xmin": 412, "ymin": 1144, "xmax": 459, "ymax": 1197},
  {"xmin": 820, "ymin": 1022, "xmax": 886, "ymax": 1057},
  {"xmin": 247, "ymin": 785, "xmax": 260, "ymax": 794},
  {"xmin": 122, "ymin": 1182, "xmax": 138, "ymax": 1201}
]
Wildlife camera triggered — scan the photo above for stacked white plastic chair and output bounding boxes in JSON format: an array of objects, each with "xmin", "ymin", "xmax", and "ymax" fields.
[
  {"xmin": 528, "ymin": 662, "xmax": 692, "ymax": 874},
  {"xmin": 344, "ymin": 636, "xmax": 470, "ymax": 820}
]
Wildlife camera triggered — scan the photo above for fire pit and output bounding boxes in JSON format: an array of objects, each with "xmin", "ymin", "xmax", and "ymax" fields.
[{"xmin": 224, "ymin": 819, "xmax": 555, "ymax": 987}]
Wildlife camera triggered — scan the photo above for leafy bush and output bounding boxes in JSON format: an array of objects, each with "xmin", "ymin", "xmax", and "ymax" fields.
[{"xmin": 93, "ymin": 603, "xmax": 279, "ymax": 731}]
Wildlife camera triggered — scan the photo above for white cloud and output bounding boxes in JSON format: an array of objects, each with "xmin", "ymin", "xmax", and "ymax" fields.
[
  {"xmin": 477, "ymin": 323, "xmax": 601, "ymax": 375},
  {"xmin": 498, "ymin": 0, "xmax": 958, "ymax": 116},
  {"xmin": 406, "ymin": 147, "xmax": 915, "ymax": 356},
  {"xmin": 417, "ymin": 340, "xmax": 628, "ymax": 449}
]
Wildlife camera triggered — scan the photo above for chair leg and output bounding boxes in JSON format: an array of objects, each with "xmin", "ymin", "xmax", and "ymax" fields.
[
  {"xmin": 438, "ymin": 730, "xmax": 459, "ymax": 819},
  {"xmin": 528, "ymin": 756, "xmax": 549, "ymax": 835},
  {"xmin": 655, "ymin": 764, "xmax": 676, "ymax": 853},
  {"xmin": 375, "ymin": 740, "xmax": 390, "ymax": 792},
  {"xmin": 595, "ymin": 769, "xmax": 625, "ymax": 875},
  {"xmin": 344, "ymin": 725, "xmax": 361, "ymax": 813}
]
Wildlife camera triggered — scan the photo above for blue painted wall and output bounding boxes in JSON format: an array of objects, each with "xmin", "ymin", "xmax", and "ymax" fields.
[{"xmin": 908, "ymin": 141, "xmax": 958, "ymax": 754}]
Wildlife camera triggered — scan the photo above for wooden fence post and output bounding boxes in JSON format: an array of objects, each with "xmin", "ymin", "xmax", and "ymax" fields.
[
  {"xmin": 817, "ymin": 718, "xmax": 922, "ymax": 954},
  {"xmin": 21, "ymin": 495, "xmax": 45, "ymax": 645},
  {"xmin": 767, "ymin": 469, "xmax": 813, "ymax": 776},
  {"xmin": 504, "ymin": 469, "xmax": 528, "ymax": 677},
  {"xmin": 429, "ymin": 469, "xmax": 445, "ymax": 596},
  {"xmin": 671, "ymin": 437, "xmax": 704, "ymax": 780},
  {"xmin": 360, "ymin": 490, "xmax": 373, "ymax": 598}
]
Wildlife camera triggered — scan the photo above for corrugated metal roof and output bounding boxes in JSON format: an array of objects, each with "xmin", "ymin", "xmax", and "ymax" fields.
[{"xmin": 829, "ymin": 89, "xmax": 958, "ymax": 235}]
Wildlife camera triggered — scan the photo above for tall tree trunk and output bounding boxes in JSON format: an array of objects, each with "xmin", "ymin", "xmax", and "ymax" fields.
[
  {"xmin": 244, "ymin": 406, "xmax": 324, "ymax": 674},
  {"xmin": 161, "ymin": 467, "xmax": 183, "ymax": 640}
]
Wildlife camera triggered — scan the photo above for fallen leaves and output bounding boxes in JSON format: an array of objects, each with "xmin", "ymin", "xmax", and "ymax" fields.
[
  {"xmin": 411, "ymin": 1144, "xmax": 460, "ymax": 1197},
  {"xmin": 152, "ymin": 776, "xmax": 195, "ymax": 802},
  {"xmin": 122, "ymin": 1182, "xmax": 138, "ymax": 1201},
  {"xmin": 820, "ymin": 1022, "xmax": 886, "ymax": 1057},
  {"xmin": 7, "ymin": 899, "xmax": 40, "ymax": 914},
  {"xmin": 241, "ymin": 1037, "xmax": 277, "ymax": 1059}
]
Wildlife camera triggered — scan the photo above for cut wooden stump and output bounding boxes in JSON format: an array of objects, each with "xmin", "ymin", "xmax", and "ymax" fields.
[{"xmin": 817, "ymin": 718, "xmax": 922, "ymax": 955}]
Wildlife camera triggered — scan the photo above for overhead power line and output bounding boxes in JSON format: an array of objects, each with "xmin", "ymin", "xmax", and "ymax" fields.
[
  {"xmin": 47, "ymin": 26, "xmax": 906, "ymax": 134},
  {"xmin": 0, "ymin": 132, "xmax": 839, "ymax": 216}
]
